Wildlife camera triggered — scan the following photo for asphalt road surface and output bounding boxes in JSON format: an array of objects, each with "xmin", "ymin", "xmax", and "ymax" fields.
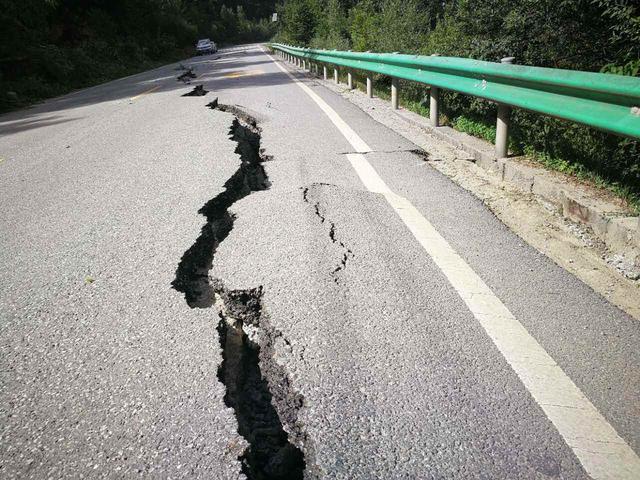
[{"xmin": 1, "ymin": 44, "xmax": 639, "ymax": 479}]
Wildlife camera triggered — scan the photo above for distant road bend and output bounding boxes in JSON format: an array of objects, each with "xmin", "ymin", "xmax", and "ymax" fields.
[{"xmin": 1, "ymin": 44, "xmax": 639, "ymax": 479}]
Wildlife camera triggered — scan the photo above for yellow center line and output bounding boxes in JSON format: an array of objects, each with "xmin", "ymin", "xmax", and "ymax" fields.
[
  {"xmin": 222, "ymin": 69, "xmax": 263, "ymax": 79},
  {"xmin": 129, "ymin": 85, "xmax": 160, "ymax": 101}
]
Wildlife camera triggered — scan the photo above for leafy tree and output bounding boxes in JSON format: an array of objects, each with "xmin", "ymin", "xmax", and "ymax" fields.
[
  {"xmin": 349, "ymin": 0, "xmax": 380, "ymax": 51},
  {"xmin": 592, "ymin": 0, "xmax": 640, "ymax": 75},
  {"xmin": 278, "ymin": 0, "xmax": 319, "ymax": 45},
  {"xmin": 374, "ymin": 0, "xmax": 429, "ymax": 53},
  {"xmin": 311, "ymin": 0, "xmax": 351, "ymax": 49}
]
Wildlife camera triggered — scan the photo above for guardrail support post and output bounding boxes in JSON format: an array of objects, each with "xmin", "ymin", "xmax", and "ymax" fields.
[
  {"xmin": 334, "ymin": 68, "xmax": 339, "ymax": 84},
  {"xmin": 391, "ymin": 78, "xmax": 399, "ymax": 110},
  {"xmin": 347, "ymin": 71, "xmax": 353, "ymax": 89},
  {"xmin": 366, "ymin": 77, "xmax": 373, "ymax": 98},
  {"xmin": 496, "ymin": 105, "xmax": 510, "ymax": 158},
  {"xmin": 323, "ymin": 65, "xmax": 328, "ymax": 80},
  {"xmin": 430, "ymin": 86, "xmax": 440, "ymax": 127},
  {"xmin": 495, "ymin": 57, "xmax": 515, "ymax": 158}
]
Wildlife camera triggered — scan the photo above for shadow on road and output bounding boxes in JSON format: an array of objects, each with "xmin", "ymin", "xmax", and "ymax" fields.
[{"xmin": 0, "ymin": 44, "xmax": 306, "ymax": 136}]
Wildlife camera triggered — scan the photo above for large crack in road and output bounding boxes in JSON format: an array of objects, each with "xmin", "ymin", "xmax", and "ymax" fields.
[
  {"xmin": 172, "ymin": 100, "xmax": 306, "ymax": 479},
  {"xmin": 172, "ymin": 101, "xmax": 270, "ymax": 308},
  {"xmin": 214, "ymin": 282, "xmax": 306, "ymax": 480},
  {"xmin": 182, "ymin": 85, "xmax": 209, "ymax": 97}
]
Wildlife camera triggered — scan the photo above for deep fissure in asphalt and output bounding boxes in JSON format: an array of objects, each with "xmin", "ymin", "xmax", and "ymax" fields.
[
  {"xmin": 177, "ymin": 68, "xmax": 197, "ymax": 83},
  {"xmin": 172, "ymin": 101, "xmax": 306, "ymax": 479},
  {"xmin": 302, "ymin": 183, "xmax": 354, "ymax": 283},
  {"xmin": 182, "ymin": 85, "xmax": 208, "ymax": 96},
  {"xmin": 172, "ymin": 101, "xmax": 270, "ymax": 307},
  {"xmin": 215, "ymin": 284, "xmax": 306, "ymax": 480}
]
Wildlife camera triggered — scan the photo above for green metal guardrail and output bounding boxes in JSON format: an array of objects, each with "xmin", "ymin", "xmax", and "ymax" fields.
[{"xmin": 270, "ymin": 43, "xmax": 640, "ymax": 158}]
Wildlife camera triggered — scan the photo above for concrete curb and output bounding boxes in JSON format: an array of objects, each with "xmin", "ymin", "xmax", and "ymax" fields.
[{"xmin": 392, "ymin": 108, "xmax": 640, "ymax": 267}]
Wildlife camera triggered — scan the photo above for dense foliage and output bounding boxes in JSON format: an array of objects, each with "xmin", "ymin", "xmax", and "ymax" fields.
[
  {"xmin": 276, "ymin": 0, "xmax": 640, "ymax": 206},
  {"xmin": 0, "ymin": 0, "xmax": 277, "ymax": 112}
]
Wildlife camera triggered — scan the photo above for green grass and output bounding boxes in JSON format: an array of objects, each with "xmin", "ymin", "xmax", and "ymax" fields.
[
  {"xmin": 451, "ymin": 115, "xmax": 496, "ymax": 143},
  {"xmin": 454, "ymin": 116, "xmax": 640, "ymax": 213},
  {"xmin": 401, "ymin": 98, "xmax": 430, "ymax": 118},
  {"xmin": 525, "ymin": 146, "xmax": 640, "ymax": 213}
]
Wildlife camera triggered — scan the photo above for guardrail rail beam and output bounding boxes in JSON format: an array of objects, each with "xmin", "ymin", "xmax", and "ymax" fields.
[{"xmin": 270, "ymin": 44, "xmax": 640, "ymax": 150}]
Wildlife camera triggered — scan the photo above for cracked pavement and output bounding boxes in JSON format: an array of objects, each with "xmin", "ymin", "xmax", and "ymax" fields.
[{"xmin": 1, "ymin": 44, "xmax": 639, "ymax": 479}]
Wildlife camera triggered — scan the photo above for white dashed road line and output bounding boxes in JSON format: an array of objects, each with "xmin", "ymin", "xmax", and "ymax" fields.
[{"xmin": 265, "ymin": 46, "xmax": 640, "ymax": 480}]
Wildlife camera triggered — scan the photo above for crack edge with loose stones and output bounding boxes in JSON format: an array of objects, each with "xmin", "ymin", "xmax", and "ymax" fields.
[
  {"xmin": 171, "ymin": 99, "xmax": 308, "ymax": 479},
  {"xmin": 213, "ymin": 281, "xmax": 307, "ymax": 480},
  {"xmin": 302, "ymin": 183, "xmax": 354, "ymax": 284}
]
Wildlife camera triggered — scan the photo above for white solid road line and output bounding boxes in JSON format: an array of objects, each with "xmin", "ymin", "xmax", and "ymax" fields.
[{"xmin": 264, "ymin": 47, "xmax": 640, "ymax": 479}]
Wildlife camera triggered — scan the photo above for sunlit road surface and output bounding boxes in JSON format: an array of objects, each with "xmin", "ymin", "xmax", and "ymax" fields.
[{"xmin": 1, "ymin": 44, "xmax": 639, "ymax": 479}]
